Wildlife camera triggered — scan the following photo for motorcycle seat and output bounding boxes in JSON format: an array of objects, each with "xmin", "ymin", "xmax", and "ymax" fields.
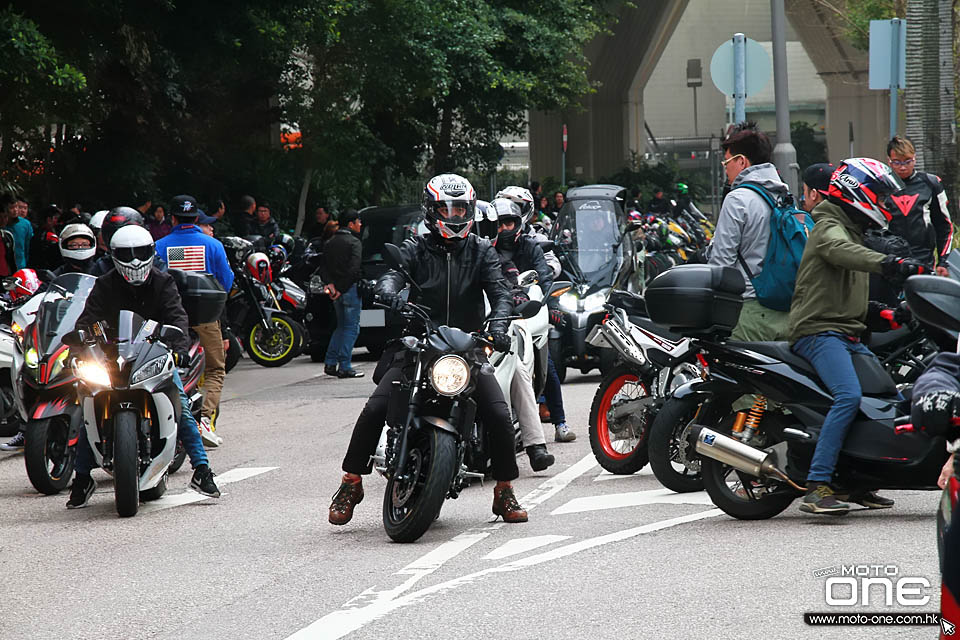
[
  {"xmin": 866, "ymin": 326, "xmax": 911, "ymax": 352},
  {"xmin": 729, "ymin": 341, "xmax": 816, "ymax": 375},
  {"xmin": 630, "ymin": 314, "xmax": 684, "ymax": 343}
]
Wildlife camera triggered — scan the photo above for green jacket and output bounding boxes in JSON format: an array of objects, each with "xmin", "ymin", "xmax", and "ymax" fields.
[{"xmin": 786, "ymin": 201, "xmax": 886, "ymax": 344}]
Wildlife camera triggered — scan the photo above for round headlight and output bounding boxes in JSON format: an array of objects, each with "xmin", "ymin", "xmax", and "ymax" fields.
[
  {"xmin": 558, "ymin": 292, "xmax": 578, "ymax": 312},
  {"xmin": 24, "ymin": 347, "xmax": 38, "ymax": 369},
  {"xmin": 430, "ymin": 355, "xmax": 470, "ymax": 396}
]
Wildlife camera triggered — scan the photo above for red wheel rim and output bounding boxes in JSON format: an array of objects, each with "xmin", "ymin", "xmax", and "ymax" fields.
[{"xmin": 596, "ymin": 373, "xmax": 647, "ymax": 460}]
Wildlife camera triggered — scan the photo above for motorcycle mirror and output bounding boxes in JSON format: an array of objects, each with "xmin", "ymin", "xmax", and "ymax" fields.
[
  {"xmin": 159, "ymin": 324, "xmax": 185, "ymax": 342},
  {"xmin": 516, "ymin": 299, "xmax": 542, "ymax": 319},
  {"xmin": 538, "ymin": 240, "xmax": 555, "ymax": 253},
  {"xmin": 904, "ymin": 275, "xmax": 960, "ymax": 334},
  {"xmin": 34, "ymin": 269, "xmax": 55, "ymax": 283},
  {"xmin": 548, "ymin": 280, "xmax": 573, "ymax": 297}
]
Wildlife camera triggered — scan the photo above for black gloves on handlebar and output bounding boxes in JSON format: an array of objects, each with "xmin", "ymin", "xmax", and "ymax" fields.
[
  {"xmin": 173, "ymin": 351, "xmax": 190, "ymax": 367},
  {"xmin": 377, "ymin": 292, "xmax": 404, "ymax": 314},
  {"xmin": 489, "ymin": 331, "xmax": 511, "ymax": 353},
  {"xmin": 881, "ymin": 255, "xmax": 927, "ymax": 279},
  {"xmin": 911, "ymin": 390, "xmax": 960, "ymax": 438}
]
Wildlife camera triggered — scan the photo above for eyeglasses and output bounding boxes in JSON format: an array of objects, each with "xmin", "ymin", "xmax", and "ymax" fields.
[
  {"xmin": 721, "ymin": 154, "xmax": 745, "ymax": 168},
  {"xmin": 888, "ymin": 157, "xmax": 915, "ymax": 168}
]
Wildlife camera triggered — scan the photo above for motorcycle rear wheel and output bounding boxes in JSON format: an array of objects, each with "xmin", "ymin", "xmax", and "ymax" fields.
[
  {"xmin": 24, "ymin": 417, "xmax": 75, "ymax": 495},
  {"xmin": 113, "ymin": 410, "xmax": 140, "ymax": 517},
  {"xmin": 588, "ymin": 364, "xmax": 651, "ymax": 475},
  {"xmin": 382, "ymin": 428, "xmax": 457, "ymax": 543},
  {"xmin": 224, "ymin": 333, "xmax": 242, "ymax": 373},
  {"xmin": 245, "ymin": 313, "xmax": 302, "ymax": 367},
  {"xmin": 648, "ymin": 395, "xmax": 704, "ymax": 493}
]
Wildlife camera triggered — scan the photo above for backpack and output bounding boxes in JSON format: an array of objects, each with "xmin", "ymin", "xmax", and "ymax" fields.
[{"xmin": 734, "ymin": 183, "xmax": 814, "ymax": 311}]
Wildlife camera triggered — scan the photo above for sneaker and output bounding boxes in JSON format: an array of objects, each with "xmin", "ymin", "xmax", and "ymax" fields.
[
  {"xmin": 324, "ymin": 365, "xmax": 338, "ymax": 376},
  {"xmin": 799, "ymin": 482, "xmax": 849, "ymax": 515},
  {"xmin": 198, "ymin": 417, "xmax": 222, "ymax": 448},
  {"xmin": 66, "ymin": 475, "xmax": 97, "ymax": 509},
  {"xmin": 190, "ymin": 464, "xmax": 221, "ymax": 498},
  {"xmin": 554, "ymin": 423, "xmax": 577, "ymax": 443},
  {"xmin": 539, "ymin": 403, "xmax": 551, "ymax": 423},
  {"xmin": 329, "ymin": 477, "xmax": 364, "ymax": 525},
  {"xmin": 0, "ymin": 431, "xmax": 25, "ymax": 451},
  {"xmin": 492, "ymin": 484, "xmax": 528, "ymax": 523},
  {"xmin": 337, "ymin": 369, "xmax": 364, "ymax": 379},
  {"xmin": 848, "ymin": 490, "xmax": 894, "ymax": 509},
  {"xmin": 525, "ymin": 444, "xmax": 555, "ymax": 472}
]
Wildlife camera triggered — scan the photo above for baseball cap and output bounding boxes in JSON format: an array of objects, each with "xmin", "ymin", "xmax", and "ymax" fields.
[
  {"xmin": 802, "ymin": 163, "xmax": 835, "ymax": 195},
  {"xmin": 196, "ymin": 210, "xmax": 218, "ymax": 225},
  {"xmin": 170, "ymin": 194, "xmax": 200, "ymax": 219}
]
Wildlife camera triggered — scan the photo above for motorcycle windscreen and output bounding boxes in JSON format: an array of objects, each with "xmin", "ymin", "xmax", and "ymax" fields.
[
  {"xmin": 34, "ymin": 273, "xmax": 97, "ymax": 356},
  {"xmin": 551, "ymin": 200, "xmax": 624, "ymax": 286},
  {"xmin": 114, "ymin": 310, "xmax": 159, "ymax": 361}
]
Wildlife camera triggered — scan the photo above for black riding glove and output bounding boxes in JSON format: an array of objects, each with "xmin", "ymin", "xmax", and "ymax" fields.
[
  {"xmin": 173, "ymin": 351, "xmax": 190, "ymax": 367},
  {"xmin": 881, "ymin": 255, "xmax": 928, "ymax": 278},
  {"xmin": 911, "ymin": 390, "xmax": 960, "ymax": 438},
  {"xmin": 489, "ymin": 331, "xmax": 511, "ymax": 353}
]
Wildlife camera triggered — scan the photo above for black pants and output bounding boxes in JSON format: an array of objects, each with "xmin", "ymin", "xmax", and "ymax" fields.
[{"xmin": 341, "ymin": 364, "xmax": 520, "ymax": 482}]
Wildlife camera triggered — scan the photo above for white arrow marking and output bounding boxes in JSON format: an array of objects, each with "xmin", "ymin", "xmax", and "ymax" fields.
[
  {"xmin": 593, "ymin": 467, "xmax": 653, "ymax": 481},
  {"xmin": 139, "ymin": 466, "xmax": 278, "ymax": 513},
  {"xmin": 551, "ymin": 488, "xmax": 713, "ymax": 515},
  {"xmin": 520, "ymin": 453, "xmax": 596, "ymax": 509},
  {"xmin": 482, "ymin": 535, "xmax": 571, "ymax": 561}
]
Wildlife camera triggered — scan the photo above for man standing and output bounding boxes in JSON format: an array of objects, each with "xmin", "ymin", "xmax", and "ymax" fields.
[
  {"xmin": 799, "ymin": 163, "xmax": 835, "ymax": 214},
  {"xmin": 233, "ymin": 195, "xmax": 257, "ymax": 237},
  {"xmin": 321, "ymin": 209, "xmax": 364, "ymax": 378},
  {"xmin": 155, "ymin": 195, "xmax": 234, "ymax": 447},
  {"xmin": 308, "ymin": 205, "xmax": 332, "ymax": 240},
  {"xmin": 706, "ymin": 122, "xmax": 792, "ymax": 341},
  {"xmin": 647, "ymin": 187, "xmax": 671, "ymax": 215},
  {"xmin": 8, "ymin": 197, "xmax": 32, "ymax": 269},
  {"xmin": 251, "ymin": 202, "xmax": 280, "ymax": 243}
]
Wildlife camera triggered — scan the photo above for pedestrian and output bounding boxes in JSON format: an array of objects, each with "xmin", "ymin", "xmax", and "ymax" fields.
[
  {"xmin": 7, "ymin": 197, "xmax": 33, "ymax": 269},
  {"xmin": 146, "ymin": 204, "xmax": 172, "ymax": 241},
  {"xmin": 308, "ymin": 204, "xmax": 333, "ymax": 240},
  {"xmin": 135, "ymin": 197, "xmax": 152, "ymax": 217},
  {"xmin": 155, "ymin": 195, "xmax": 234, "ymax": 447},
  {"xmin": 705, "ymin": 121, "xmax": 792, "ymax": 341},
  {"xmin": 209, "ymin": 198, "xmax": 232, "ymax": 236},
  {"xmin": 647, "ymin": 187, "xmax": 671, "ymax": 215},
  {"xmin": 320, "ymin": 209, "xmax": 364, "ymax": 378},
  {"xmin": 30, "ymin": 205, "xmax": 62, "ymax": 271},
  {"xmin": 626, "ymin": 187, "xmax": 643, "ymax": 213},
  {"xmin": 233, "ymin": 195, "xmax": 257, "ymax": 237},
  {"xmin": 551, "ymin": 191, "xmax": 565, "ymax": 216},
  {"xmin": 251, "ymin": 202, "xmax": 280, "ymax": 243}
]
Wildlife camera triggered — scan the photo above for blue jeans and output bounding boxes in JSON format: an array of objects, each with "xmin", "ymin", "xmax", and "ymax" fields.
[
  {"xmin": 74, "ymin": 368, "xmax": 207, "ymax": 475},
  {"xmin": 792, "ymin": 332, "xmax": 874, "ymax": 483},
  {"xmin": 325, "ymin": 284, "xmax": 362, "ymax": 371},
  {"xmin": 542, "ymin": 353, "xmax": 566, "ymax": 424}
]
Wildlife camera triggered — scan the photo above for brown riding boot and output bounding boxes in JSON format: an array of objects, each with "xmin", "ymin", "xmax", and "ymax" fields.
[
  {"xmin": 492, "ymin": 483, "xmax": 528, "ymax": 523},
  {"xmin": 329, "ymin": 476, "xmax": 364, "ymax": 525}
]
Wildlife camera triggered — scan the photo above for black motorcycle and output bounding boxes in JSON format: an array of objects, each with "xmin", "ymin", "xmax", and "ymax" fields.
[
  {"xmin": 643, "ymin": 264, "xmax": 947, "ymax": 520},
  {"xmin": 369, "ymin": 244, "xmax": 540, "ymax": 542}
]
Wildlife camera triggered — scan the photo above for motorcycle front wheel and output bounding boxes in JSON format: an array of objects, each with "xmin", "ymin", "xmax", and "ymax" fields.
[
  {"xmin": 245, "ymin": 313, "xmax": 302, "ymax": 367},
  {"xmin": 588, "ymin": 364, "xmax": 652, "ymax": 475},
  {"xmin": 383, "ymin": 427, "xmax": 457, "ymax": 543},
  {"xmin": 648, "ymin": 395, "xmax": 704, "ymax": 493},
  {"xmin": 24, "ymin": 416, "xmax": 75, "ymax": 494},
  {"xmin": 113, "ymin": 410, "xmax": 140, "ymax": 517}
]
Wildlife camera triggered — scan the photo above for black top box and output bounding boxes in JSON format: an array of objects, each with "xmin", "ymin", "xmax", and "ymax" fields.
[
  {"xmin": 168, "ymin": 268, "xmax": 227, "ymax": 326},
  {"xmin": 645, "ymin": 264, "xmax": 744, "ymax": 337}
]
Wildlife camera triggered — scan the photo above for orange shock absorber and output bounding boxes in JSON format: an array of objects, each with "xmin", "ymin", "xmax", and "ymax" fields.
[
  {"xmin": 740, "ymin": 396, "xmax": 767, "ymax": 442},
  {"xmin": 731, "ymin": 411, "xmax": 748, "ymax": 434}
]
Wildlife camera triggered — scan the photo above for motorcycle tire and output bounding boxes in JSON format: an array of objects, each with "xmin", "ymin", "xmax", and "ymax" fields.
[
  {"xmin": 701, "ymin": 425, "xmax": 796, "ymax": 520},
  {"xmin": 139, "ymin": 471, "xmax": 168, "ymax": 502},
  {"xmin": 548, "ymin": 337, "xmax": 567, "ymax": 383},
  {"xmin": 648, "ymin": 395, "xmax": 704, "ymax": 493},
  {"xmin": 168, "ymin": 439, "xmax": 186, "ymax": 474},
  {"xmin": 588, "ymin": 364, "xmax": 652, "ymax": 475},
  {"xmin": 366, "ymin": 343, "xmax": 385, "ymax": 360},
  {"xmin": 24, "ymin": 417, "xmax": 75, "ymax": 495},
  {"xmin": 113, "ymin": 410, "xmax": 140, "ymax": 518},
  {"xmin": 244, "ymin": 313, "xmax": 302, "ymax": 367},
  {"xmin": 291, "ymin": 319, "xmax": 308, "ymax": 357},
  {"xmin": 382, "ymin": 427, "xmax": 457, "ymax": 543},
  {"xmin": 224, "ymin": 334, "xmax": 242, "ymax": 374}
]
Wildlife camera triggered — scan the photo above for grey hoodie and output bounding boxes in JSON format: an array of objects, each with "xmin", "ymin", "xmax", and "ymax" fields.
[{"xmin": 707, "ymin": 162, "xmax": 790, "ymax": 299}]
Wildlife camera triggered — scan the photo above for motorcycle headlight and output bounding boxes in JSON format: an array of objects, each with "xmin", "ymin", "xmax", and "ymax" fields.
[
  {"xmin": 558, "ymin": 292, "xmax": 579, "ymax": 312},
  {"xmin": 74, "ymin": 359, "xmax": 111, "ymax": 387},
  {"xmin": 131, "ymin": 355, "xmax": 168, "ymax": 386},
  {"xmin": 24, "ymin": 347, "xmax": 38, "ymax": 369},
  {"xmin": 48, "ymin": 348, "xmax": 70, "ymax": 380},
  {"xmin": 582, "ymin": 289, "xmax": 610, "ymax": 311},
  {"xmin": 430, "ymin": 355, "xmax": 470, "ymax": 396}
]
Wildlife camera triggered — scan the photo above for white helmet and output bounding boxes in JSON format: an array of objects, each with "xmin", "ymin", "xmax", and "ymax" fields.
[
  {"xmin": 474, "ymin": 199, "xmax": 498, "ymax": 244},
  {"xmin": 495, "ymin": 186, "xmax": 535, "ymax": 224},
  {"xmin": 59, "ymin": 223, "xmax": 96, "ymax": 263},
  {"xmin": 422, "ymin": 173, "xmax": 476, "ymax": 241},
  {"xmin": 110, "ymin": 225, "xmax": 155, "ymax": 285},
  {"xmin": 89, "ymin": 210, "xmax": 108, "ymax": 233}
]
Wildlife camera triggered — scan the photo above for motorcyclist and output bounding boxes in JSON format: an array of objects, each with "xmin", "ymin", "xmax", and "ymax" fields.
[
  {"xmin": 328, "ymin": 174, "xmax": 529, "ymax": 526},
  {"xmin": 89, "ymin": 207, "xmax": 146, "ymax": 276},
  {"xmin": 787, "ymin": 158, "xmax": 927, "ymax": 515},
  {"xmin": 155, "ymin": 195, "xmax": 233, "ymax": 447},
  {"xmin": 88, "ymin": 210, "xmax": 109, "ymax": 257},
  {"xmin": 52, "ymin": 223, "xmax": 97, "ymax": 276},
  {"xmin": 496, "ymin": 186, "xmax": 560, "ymax": 278},
  {"xmin": 0, "ymin": 268, "xmax": 46, "ymax": 451},
  {"xmin": 481, "ymin": 198, "xmax": 555, "ymax": 471},
  {"xmin": 66, "ymin": 225, "xmax": 220, "ymax": 508}
]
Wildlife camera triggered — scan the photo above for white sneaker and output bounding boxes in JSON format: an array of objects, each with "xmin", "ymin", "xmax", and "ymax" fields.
[{"xmin": 199, "ymin": 417, "xmax": 223, "ymax": 448}]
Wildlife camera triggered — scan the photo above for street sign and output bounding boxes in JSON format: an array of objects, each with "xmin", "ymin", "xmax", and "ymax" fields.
[
  {"xmin": 869, "ymin": 19, "xmax": 906, "ymax": 90},
  {"xmin": 710, "ymin": 36, "xmax": 771, "ymax": 97},
  {"xmin": 562, "ymin": 124, "xmax": 568, "ymax": 152},
  {"xmin": 686, "ymin": 59, "xmax": 702, "ymax": 88}
]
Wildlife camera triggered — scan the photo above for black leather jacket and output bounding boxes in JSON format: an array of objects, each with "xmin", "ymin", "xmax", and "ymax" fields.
[
  {"xmin": 888, "ymin": 171, "xmax": 953, "ymax": 264},
  {"xmin": 496, "ymin": 234, "xmax": 553, "ymax": 294},
  {"xmin": 376, "ymin": 234, "xmax": 512, "ymax": 334}
]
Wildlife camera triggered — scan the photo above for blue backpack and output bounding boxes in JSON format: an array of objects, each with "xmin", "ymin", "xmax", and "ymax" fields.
[{"xmin": 735, "ymin": 183, "xmax": 814, "ymax": 312}]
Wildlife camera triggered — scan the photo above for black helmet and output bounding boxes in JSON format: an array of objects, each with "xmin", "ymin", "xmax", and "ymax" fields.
[
  {"xmin": 277, "ymin": 233, "xmax": 295, "ymax": 256},
  {"xmin": 101, "ymin": 206, "xmax": 144, "ymax": 248}
]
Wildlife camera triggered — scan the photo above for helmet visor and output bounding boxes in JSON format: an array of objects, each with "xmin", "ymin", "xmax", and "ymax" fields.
[{"xmin": 112, "ymin": 245, "xmax": 155, "ymax": 264}]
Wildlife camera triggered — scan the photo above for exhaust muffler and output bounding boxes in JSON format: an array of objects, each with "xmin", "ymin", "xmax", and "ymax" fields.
[
  {"xmin": 597, "ymin": 319, "xmax": 646, "ymax": 367},
  {"xmin": 692, "ymin": 426, "xmax": 804, "ymax": 491}
]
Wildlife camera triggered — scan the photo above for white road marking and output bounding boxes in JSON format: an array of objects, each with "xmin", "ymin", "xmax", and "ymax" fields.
[
  {"xmin": 593, "ymin": 468, "xmax": 653, "ymax": 481},
  {"xmin": 519, "ymin": 453, "xmax": 596, "ymax": 510},
  {"xmin": 139, "ymin": 466, "xmax": 278, "ymax": 513},
  {"xmin": 551, "ymin": 488, "xmax": 713, "ymax": 515},
  {"xmin": 482, "ymin": 535, "xmax": 570, "ymax": 561},
  {"xmin": 286, "ymin": 509, "xmax": 722, "ymax": 640}
]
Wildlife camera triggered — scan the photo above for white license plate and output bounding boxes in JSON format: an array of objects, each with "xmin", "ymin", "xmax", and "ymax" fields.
[{"xmin": 360, "ymin": 309, "xmax": 386, "ymax": 327}]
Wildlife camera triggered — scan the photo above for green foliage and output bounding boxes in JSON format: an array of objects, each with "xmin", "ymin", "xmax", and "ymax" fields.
[
  {"xmin": 840, "ymin": 0, "xmax": 902, "ymax": 51},
  {"xmin": 602, "ymin": 155, "xmax": 711, "ymax": 204},
  {"xmin": 791, "ymin": 121, "xmax": 828, "ymax": 170}
]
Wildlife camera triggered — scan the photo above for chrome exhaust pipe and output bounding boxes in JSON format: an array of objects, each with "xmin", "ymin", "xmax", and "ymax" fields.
[
  {"xmin": 692, "ymin": 426, "xmax": 805, "ymax": 491},
  {"xmin": 598, "ymin": 319, "xmax": 646, "ymax": 367}
]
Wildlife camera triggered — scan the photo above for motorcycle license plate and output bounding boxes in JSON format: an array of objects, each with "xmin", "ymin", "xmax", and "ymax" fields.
[{"xmin": 360, "ymin": 310, "xmax": 386, "ymax": 327}]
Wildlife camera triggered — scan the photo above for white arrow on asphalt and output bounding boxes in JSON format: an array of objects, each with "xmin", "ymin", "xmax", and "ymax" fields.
[
  {"xmin": 482, "ymin": 535, "xmax": 571, "ymax": 561},
  {"xmin": 593, "ymin": 468, "xmax": 654, "ymax": 481},
  {"xmin": 551, "ymin": 488, "xmax": 713, "ymax": 515},
  {"xmin": 139, "ymin": 466, "xmax": 278, "ymax": 513}
]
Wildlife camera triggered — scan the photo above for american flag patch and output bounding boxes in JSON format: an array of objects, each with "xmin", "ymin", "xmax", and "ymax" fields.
[{"xmin": 166, "ymin": 245, "xmax": 206, "ymax": 271}]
